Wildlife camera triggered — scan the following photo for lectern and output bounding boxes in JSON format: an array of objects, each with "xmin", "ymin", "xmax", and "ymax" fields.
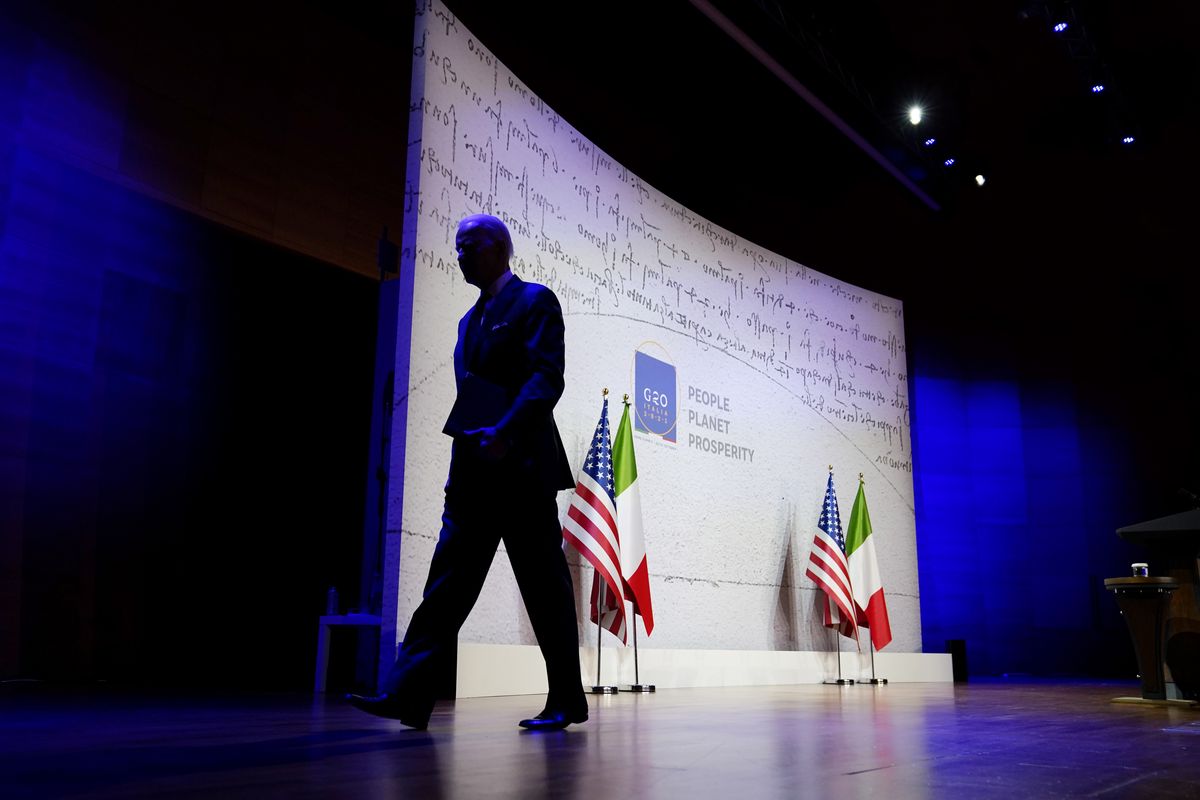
[
  {"xmin": 1104, "ymin": 577, "xmax": 1178, "ymax": 700},
  {"xmin": 1111, "ymin": 508, "xmax": 1200, "ymax": 701}
]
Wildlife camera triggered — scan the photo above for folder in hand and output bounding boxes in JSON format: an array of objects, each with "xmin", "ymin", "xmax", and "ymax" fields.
[{"xmin": 443, "ymin": 372, "xmax": 510, "ymax": 437}]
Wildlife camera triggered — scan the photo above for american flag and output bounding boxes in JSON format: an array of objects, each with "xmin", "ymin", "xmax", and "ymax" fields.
[
  {"xmin": 804, "ymin": 472, "xmax": 858, "ymax": 640},
  {"xmin": 562, "ymin": 395, "xmax": 627, "ymax": 644}
]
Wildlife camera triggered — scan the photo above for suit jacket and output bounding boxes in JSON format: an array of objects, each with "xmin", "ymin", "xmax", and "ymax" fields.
[{"xmin": 443, "ymin": 275, "xmax": 574, "ymax": 494}]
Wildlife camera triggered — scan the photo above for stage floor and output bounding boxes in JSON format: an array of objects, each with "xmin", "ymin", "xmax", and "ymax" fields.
[{"xmin": 3, "ymin": 680, "xmax": 1199, "ymax": 798}]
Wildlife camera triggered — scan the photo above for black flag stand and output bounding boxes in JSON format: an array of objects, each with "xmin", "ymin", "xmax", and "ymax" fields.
[
  {"xmin": 626, "ymin": 612, "xmax": 655, "ymax": 692},
  {"xmin": 589, "ymin": 576, "xmax": 618, "ymax": 694}
]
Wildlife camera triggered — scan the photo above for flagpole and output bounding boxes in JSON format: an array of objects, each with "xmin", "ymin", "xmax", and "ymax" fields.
[
  {"xmin": 853, "ymin": 473, "xmax": 887, "ymax": 686},
  {"xmin": 570, "ymin": 388, "xmax": 620, "ymax": 695},
  {"xmin": 626, "ymin": 606, "xmax": 655, "ymax": 692},
  {"xmin": 823, "ymin": 625, "xmax": 853, "ymax": 685},
  {"xmin": 841, "ymin": 628, "xmax": 853, "ymax": 685},
  {"xmin": 595, "ymin": 612, "xmax": 602, "ymax": 687},
  {"xmin": 822, "ymin": 465, "xmax": 854, "ymax": 686},
  {"xmin": 633, "ymin": 614, "xmax": 639, "ymax": 681},
  {"xmin": 617, "ymin": 394, "xmax": 656, "ymax": 694},
  {"xmin": 865, "ymin": 637, "xmax": 888, "ymax": 685},
  {"xmin": 589, "ymin": 598, "xmax": 619, "ymax": 694}
]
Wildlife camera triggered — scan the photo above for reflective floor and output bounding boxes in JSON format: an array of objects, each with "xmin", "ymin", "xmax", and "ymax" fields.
[{"xmin": 3, "ymin": 679, "xmax": 1199, "ymax": 798}]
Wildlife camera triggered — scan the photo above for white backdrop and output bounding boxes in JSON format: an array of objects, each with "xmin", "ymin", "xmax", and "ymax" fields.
[{"xmin": 383, "ymin": 1, "xmax": 920, "ymax": 674}]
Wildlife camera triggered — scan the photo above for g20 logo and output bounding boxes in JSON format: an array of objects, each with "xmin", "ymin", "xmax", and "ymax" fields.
[{"xmin": 633, "ymin": 346, "xmax": 676, "ymax": 443}]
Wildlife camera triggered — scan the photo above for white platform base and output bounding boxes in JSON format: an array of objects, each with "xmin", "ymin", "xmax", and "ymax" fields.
[{"xmin": 456, "ymin": 643, "xmax": 953, "ymax": 698}]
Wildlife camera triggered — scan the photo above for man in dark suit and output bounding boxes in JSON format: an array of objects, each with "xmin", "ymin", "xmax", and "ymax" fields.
[{"xmin": 348, "ymin": 214, "xmax": 587, "ymax": 731}]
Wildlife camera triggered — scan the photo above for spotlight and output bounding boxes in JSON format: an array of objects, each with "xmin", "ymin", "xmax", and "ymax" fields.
[
  {"xmin": 908, "ymin": 106, "xmax": 923, "ymax": 125},
  {"xmin": 975, "ymin": 174, "xmax": 986, "ymax": 186},
  {"xmin": 944, "ymin": 158, "xmax": 956, "ymax": 167},
  {"xmin": 1053, "ymin": 22, "xmax": 1068, "ymax": 32},
  {"xmin": 1122, "ymin": 136, "xmax": 1135, "ymax": 144},
  {"xmin": 1091, "ymin": 84, "xmax": 1105, "ymax": 93},
  {"xmin": 923, "ymin": 138, "xmax": 936, "ymax": 146}
]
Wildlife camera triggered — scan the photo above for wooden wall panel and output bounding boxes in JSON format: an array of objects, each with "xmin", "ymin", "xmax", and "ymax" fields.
[{"xmin": 5, "ymin": 3, "xmax": 413, "ymax": 279}]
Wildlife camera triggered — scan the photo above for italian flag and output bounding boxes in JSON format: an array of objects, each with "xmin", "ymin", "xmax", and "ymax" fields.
[
  {"xmin": 845, "ymin": 480, "xmax": 892, "ymax": 650},
  {"xmin": 613, "ymin": 400, "xmax": 654, "ymax": 635}
]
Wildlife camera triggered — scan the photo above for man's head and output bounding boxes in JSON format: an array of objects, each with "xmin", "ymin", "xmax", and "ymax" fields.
[{"xmin": 455, "ymin": 214, "xmax": 512, "ymax": 290}]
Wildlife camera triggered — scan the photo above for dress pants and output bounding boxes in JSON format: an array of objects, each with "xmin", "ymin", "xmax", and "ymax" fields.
[{"xmin": 382, "ymin": 472, "xmax": 585, "ymax": 723}]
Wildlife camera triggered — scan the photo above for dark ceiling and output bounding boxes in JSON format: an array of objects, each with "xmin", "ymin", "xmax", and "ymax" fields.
[
  {"xmin": 440, "ymin": 0, "xmax": 1198, "ymax": 190},
  {"xmin": 22, "ymin": 0, "xmax": 1179, "ymax": 323},
  {"xmin": 431, "ymin": 0, "xmax": 1197, "ymax": 313}
]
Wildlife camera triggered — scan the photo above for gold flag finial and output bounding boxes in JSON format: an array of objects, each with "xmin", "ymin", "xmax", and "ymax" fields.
[
  {"xmin": 623, "ymin": 393, "xmax": 630, "ymax": 405},
  {"xmin": 603, "ymin": 387, "xmax": 609, "ymax": 397},
  {"xmin": 828, "ymin": 464, "xmax": 833, "ymax": 472},
  {"xmin": 859, "ymin": 472, "xmax": 865, "ymax": 483}
]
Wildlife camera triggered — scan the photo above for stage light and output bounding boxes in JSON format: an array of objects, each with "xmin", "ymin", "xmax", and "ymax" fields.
[
  {"xmin": 924, "ymin": 138, "xmax": 936, "ymax": 146},
  {"xmin": 1122, "ymin": 136, "xmax": 1135, "ymax": 144},
  {"xmin": 944, "ymin": 158, "xmax": 955, "ymax": 167},
  {"xmin": 975, "ymin": 175, "xmax": 986, "ymax": 186},
  {"xmin": 908, "ymin": 106, "xmax": 923, "ymax": 125},
  {"xmin": 1054, "ymin": 22, "xmax": 1068, "ymax": 32},
  {"xmin": 1091, "ymin": 84, "xmax": 1105, "ymax": 93}
]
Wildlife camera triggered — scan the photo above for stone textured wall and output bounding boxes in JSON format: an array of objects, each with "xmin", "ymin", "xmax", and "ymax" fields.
[{"xmin": 384, "ymin": 1, "xmax": 920, "ymax": 661}]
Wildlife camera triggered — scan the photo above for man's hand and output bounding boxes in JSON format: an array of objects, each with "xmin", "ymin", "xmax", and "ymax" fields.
[{"xmin": 465, "ymin": 426, "xmax": 509, "ymax": 461}]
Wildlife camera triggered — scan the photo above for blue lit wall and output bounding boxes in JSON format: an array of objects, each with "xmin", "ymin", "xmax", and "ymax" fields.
[
  {"xmin": 0, "ymin": 19, "xmax": 378, "ymax": 684},
  {"xmin": 0, "ymin": 142, "xmax": 215, "ymax": 677},
  {"xmin": 910, "ymin": 369, "xmax": 1143, "ymax": 677}
]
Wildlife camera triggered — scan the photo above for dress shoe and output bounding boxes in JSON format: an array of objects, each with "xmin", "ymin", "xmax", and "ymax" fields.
[
  {"xmin": 518, "ymin": 708, "xmax": 588, "ymax": 731},
  {"xmin": 345, "ymin": 692, "xmax": 429, "ymax": 729}
]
